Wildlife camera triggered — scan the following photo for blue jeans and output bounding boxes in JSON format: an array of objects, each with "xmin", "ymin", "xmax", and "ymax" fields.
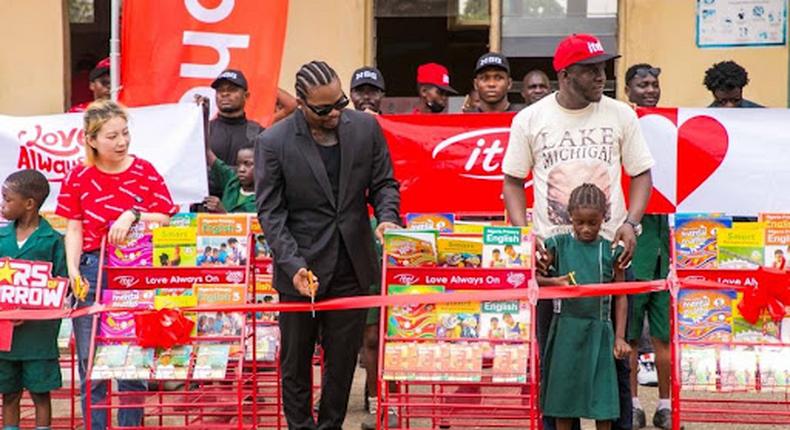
[{"xmin": 73, "ymin": 252, "xmax": 146, "ymax": 430}]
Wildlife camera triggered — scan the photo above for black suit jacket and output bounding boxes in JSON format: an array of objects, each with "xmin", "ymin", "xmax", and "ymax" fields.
[{"xmin": 255, "ymin": 109, "xmax": 401, "ymax": 298}]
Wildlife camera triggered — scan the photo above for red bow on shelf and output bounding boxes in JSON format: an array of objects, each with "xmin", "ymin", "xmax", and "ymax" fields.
[
  {"xmin": 134, "ymin": 308, "xmax": 194, "ymax": 349},
  {"xmin": 736, "ymin": 267, "xmax": 790, "ymax": 324}
]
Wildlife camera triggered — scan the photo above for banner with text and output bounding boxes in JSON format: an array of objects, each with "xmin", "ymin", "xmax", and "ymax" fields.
[
  {"xmin": 0, "ymin": 103, "xmax": 207, "ymax": 211},
  {"xmin": 120, "ymin": 0, "xmax": 288, "ymax": 126},
  {"xmin": 379, "ymin": 109, "xmax": 790, "ymax": 215}
]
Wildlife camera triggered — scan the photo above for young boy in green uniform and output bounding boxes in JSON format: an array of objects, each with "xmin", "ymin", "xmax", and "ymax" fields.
[
  {"xmin": 539, "ymin": 183, "xmax": 631, "ymax": 430},
  {"xmin": 201, "ymin": 143, "xmax": 256, "ymax": 213},
  {"xmin": 0, "ymin": 170, "xmax": 67, "ymax": 430}
]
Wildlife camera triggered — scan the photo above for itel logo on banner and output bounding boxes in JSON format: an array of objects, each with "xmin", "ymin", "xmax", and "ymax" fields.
[
  {"xmin": 113, "ymin": 275, "xmax": 140, "ymax": 288},
  {"xmin": 432, "ymin": 128, "xmax": 511, "ymax": 181},
  {"xmin": 393, "ymin": 273, "xmax": 418, "ymax": 285},
  {"xmin": 16, "ymin": 125, "xmax": 84, "ymax": 182}
]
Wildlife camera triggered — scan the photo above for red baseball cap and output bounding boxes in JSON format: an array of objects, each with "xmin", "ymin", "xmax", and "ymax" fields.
[
  {"xmin": 416, "ymin": 63, "xmax": 458, "ymax": 94},
  {"xmin": 553, "ymin": 34, "xmax": 620, "ymax": 72}
]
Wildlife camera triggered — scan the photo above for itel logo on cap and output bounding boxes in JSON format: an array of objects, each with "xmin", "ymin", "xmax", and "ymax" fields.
[
  {"xmin": 432, "ymin": 128, "xmax": 511, "ymax": 181},
  {"xmin": 587, "ymin": 41, "xmax": 604, "ymax": 54}
]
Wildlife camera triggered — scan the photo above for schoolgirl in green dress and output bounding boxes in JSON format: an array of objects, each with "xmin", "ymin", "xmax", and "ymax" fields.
[{"xmin": 538, "ymin": 183, "xmax": 631, "ymax": 430}]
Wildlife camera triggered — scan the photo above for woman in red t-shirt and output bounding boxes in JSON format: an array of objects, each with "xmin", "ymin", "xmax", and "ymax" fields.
[{"xmin": 56, "ymin": 100, "xmax": 178, "ymax": 430}]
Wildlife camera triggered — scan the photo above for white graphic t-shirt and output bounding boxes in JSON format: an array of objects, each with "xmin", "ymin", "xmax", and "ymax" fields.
[{"xmin": 502, "ymin": 94, "xmax": 654, "ymax": 240}]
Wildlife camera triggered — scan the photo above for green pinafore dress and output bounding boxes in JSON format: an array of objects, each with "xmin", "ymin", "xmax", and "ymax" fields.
[{"xmin": 540, "ymin": 233, "xmax": 622, "ymax": 420}]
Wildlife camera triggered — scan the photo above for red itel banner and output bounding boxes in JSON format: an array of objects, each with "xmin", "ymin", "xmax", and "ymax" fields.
[
  {"xmin": 120, "ymin": 0, "xmax": 288, "ymax": 126},
  {"xmin": 379, "ymin": 113, "xmax": 518, "ymax": 214},
  {"xmin": 380, "ymin": 109, "xmax": 790, "ymax": 215}
]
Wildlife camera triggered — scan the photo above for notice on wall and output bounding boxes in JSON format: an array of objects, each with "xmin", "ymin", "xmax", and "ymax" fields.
[{"xmin": 696, "ymin": 0, "xmax": 787, "ymax": 47}]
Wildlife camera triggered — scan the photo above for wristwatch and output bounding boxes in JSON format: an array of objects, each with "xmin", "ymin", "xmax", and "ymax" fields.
[
  {"xmin": 624, "ymin": 218, "xmax": 643, "ymax": 236},
  {"xmin": 129, "ymin": 208, "xmax": 141, "ymax": 224}
]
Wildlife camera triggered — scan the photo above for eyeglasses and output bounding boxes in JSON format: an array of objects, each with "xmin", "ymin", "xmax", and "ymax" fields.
[
  {"xmin": 633, "ymin": 67, "xmax": 661, "ymax": 79},
  {"xmin": 303, "ymin": 94, "xmax": 350, "ymax": 116}
]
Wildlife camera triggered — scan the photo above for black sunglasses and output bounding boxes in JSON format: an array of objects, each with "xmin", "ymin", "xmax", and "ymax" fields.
[
  {"xmin": 634, "ymin": 67, "xmax": 661, "ymax": 78},
  {"xmin": 304, "ymin": 94, "xmax": 349, "ymax": 116}
]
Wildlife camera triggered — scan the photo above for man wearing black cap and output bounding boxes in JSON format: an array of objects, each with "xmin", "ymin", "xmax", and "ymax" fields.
[
  {"xmin": 68, "ymin": 58, "xmax": 111, "ymax": 113},
  {"xmin": 206, "ymin": 69, "xmax": 264, "ymax": 168},
  {"xmin": 472, "ymin": 53, "xmax": 519, "ymax": 112},
  {"xmin": 350, "ymin": 67, "xmax": 386, "ymax": 114}
]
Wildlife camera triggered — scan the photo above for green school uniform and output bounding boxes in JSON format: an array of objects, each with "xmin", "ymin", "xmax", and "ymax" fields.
[
  {"xmin": 540, "ymin": 233, "xmax": 622, "ymax": 421},
  {"xmin": 0, "ymin": 218, "xmax": 67, "ymax": 360},
  {"xmin": 210, "ymin": 158, "xmax": 256, "ymax": 213},
  {"xmin": 629, "ymin": 214, "xmax": 671, "ymax": 342}
]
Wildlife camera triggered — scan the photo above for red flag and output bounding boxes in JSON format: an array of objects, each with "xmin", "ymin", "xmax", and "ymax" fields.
[{"xmin": 119, "ymin": 0, "xmax": 288, "ymax": 126}]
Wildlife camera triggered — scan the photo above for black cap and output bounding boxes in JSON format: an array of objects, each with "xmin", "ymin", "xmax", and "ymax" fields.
[
  {"xmin": 211, "ymin": 69, "xmax": 248, "ymax": 90},
  {"xmin": 88, "ymin": 57, "xmax": 110, "ymax": 81},
  {"xmin": 474, "ymin": 52, "xmax": 510, "ymax": 75},
  {"xmin": 350, "ymin": 67, "xmax": 386, "ymax": 91}
]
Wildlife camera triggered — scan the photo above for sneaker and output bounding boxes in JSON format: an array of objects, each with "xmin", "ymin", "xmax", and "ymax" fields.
[
  {"xmin": 361, "ymin": 408, "xmax": 397, "ymax": 430},
  {"xmin": 637, "ymin": 353, "xmax": 658, "ymax": 387},
  {"xmin": 652, "ymin": 408, "xmax": 672, "ymax": 430},
  {"xmin": 633, "ymin": 406, "xmax": 646, "ymax": 429}
]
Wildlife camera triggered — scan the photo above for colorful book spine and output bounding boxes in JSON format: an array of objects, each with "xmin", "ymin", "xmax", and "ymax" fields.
[
  {"xmin": 106, "ymin": 221, "xmax": 157, "ymax": 267},
  {"xmin": 677, "ymin": 289, "xmax": 735, "ymax": 342},
  {"xmin": 405, "ymin": 213, "xmax": 455, "ymax": 233},
  {"xmin": 437, "ymin": 236, "xmax": 483, "ymax": 268},
  {"xmin": 387, "ymin": 285, "xmax": 444, "ymax": 339},
  {"xmin": 384, "ymin": 231, "xmax": 438, "ymax": 267},
  {"xmin": 716, "ymin": 223, "xmax": 765, "ymax": 269},
  {"xmin": 153, "ymin": 226, "xmax": 198, "ymax": 267},
  {"xmin": 674, "ymin": 214, "xmax": 732, "ymax": 269},
  {"xmin": 482, "ymin": 226, "xmax": 530, "ymax": 268},
  {"xmin": 196, "ymin": 214, "xmax": 250, "ymax": 266},
  {"xmin": 100, "ymin": 289, "xmax": 155, "ymax": 338}
]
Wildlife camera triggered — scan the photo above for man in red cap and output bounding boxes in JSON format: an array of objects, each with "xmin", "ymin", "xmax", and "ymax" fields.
[
  {"xmin": 503, "ymin": 33, "xmax": 655, "ymax": 430},
  {"xmin": 68, "ymin": 57, "xmax": 111, "ymax": 113},
  {"xmin": 413, "ymin": 63, "xmax": 458, "ymax": 113}
]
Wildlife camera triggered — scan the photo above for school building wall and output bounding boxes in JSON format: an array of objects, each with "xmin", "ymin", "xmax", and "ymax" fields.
[
  {"xmin": 616, "ymin": 0, "xmax": 789, "ymax": 108},
  {"xmin": 0, "ymin": 0, "xmax": 68, "ymax": 115},
  {"xmin": 277, "ymin": 0, "xmax": 372, "ymax": 95}
]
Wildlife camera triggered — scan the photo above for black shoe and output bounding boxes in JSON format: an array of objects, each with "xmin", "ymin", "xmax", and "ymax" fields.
[
  {"xmin": 652, "ymin": 408, "xmax": 672, "ymax": 430},
  {"xmin": 633, "ymin": 407, "xmax": 646, "ymax": 429}
]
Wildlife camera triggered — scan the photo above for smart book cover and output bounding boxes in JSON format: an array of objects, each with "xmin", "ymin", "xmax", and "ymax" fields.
[
  {"xmin": 196, "ymin": 214, "xmax": 249, "ymax": 266},
  {"xmin": 674, "ymin": 214, "xmax": 732, "ymax": 269},
  {"xmin": 436, "ymin": 297, "xmax": 480, "ymax": 339},
  {"xmin": 153, "ymin": 226, "xmax": 198, "ymax": 267},
  {"xmin": 387, "ymin": 285, "xmax": 444, "ymax": 338},
  {"xmin": 437, "ymin": 236, "xmax": 483, "ymax": 268},
  {"xmin": 716, "ymin": 223, "xmax": 765, "ymax": 269}
]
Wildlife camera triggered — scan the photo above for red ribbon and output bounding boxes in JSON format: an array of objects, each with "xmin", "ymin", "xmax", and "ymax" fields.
[{"xmin": 735, "ymin": 267, "xmax": 790, "ymax": 324}]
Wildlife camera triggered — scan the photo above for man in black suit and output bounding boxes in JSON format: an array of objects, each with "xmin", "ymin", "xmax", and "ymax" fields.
[{"xmin": 255, "ymin": 60, "xmax": 401, "ymax": 430}]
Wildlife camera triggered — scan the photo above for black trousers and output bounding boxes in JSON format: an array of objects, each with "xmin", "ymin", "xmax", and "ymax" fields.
[
  {"xmin": 537, "ymin": 269, "xmax": 634, "ymax": 430},
  {"xmin": 278, "ymin": 279, "xmax": 367, "ymax": 430}
]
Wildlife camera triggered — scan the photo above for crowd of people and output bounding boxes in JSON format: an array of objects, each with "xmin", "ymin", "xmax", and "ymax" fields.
[{"xmin": 0, "ymin": 30, "xmax": 767, "ymax": 430}]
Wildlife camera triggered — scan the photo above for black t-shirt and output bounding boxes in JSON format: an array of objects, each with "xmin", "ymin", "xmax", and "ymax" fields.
[
  {"xmin": 316, "ymin": 142, "xmax": 341, "ymax": 201},
  {"xmin": 315, "ymin": 141, "xmax": 357, "ymax": 291}
]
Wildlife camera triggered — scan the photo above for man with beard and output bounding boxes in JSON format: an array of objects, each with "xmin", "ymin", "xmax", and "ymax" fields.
[
  {"xmin": 471, "ymin": 53, "xmax": 519, "ymax": 112},
  {"xmin": 624, "ymin": 63, "xmax": 672, "ymax": 430},
  {"xmin": 502, "ymin": 33, "xmax": 655, "ymax": 430},
  {"xmin": 256, "ymin": 60, "xmax": 401, "ymax": 430},
  {"xmin": 521, "ymin": 69, "xmax": 552, "ymax": 106},
  {"xmin": 413, "ymin": 63, "xmax": 458, "ymax": 113},
  {"xmin": 350, "ymin": 67, "xmax": 385, "ymax": 114}
]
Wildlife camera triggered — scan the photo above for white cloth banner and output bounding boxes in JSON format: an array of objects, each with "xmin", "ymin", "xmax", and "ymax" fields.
[
  {"xmin": 0, "ymin": 103, "xmax": 207, "ymax": 212},
  {"xmin": 639, "ymin": 107, "xmax": 790, "ymax": 215}
]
